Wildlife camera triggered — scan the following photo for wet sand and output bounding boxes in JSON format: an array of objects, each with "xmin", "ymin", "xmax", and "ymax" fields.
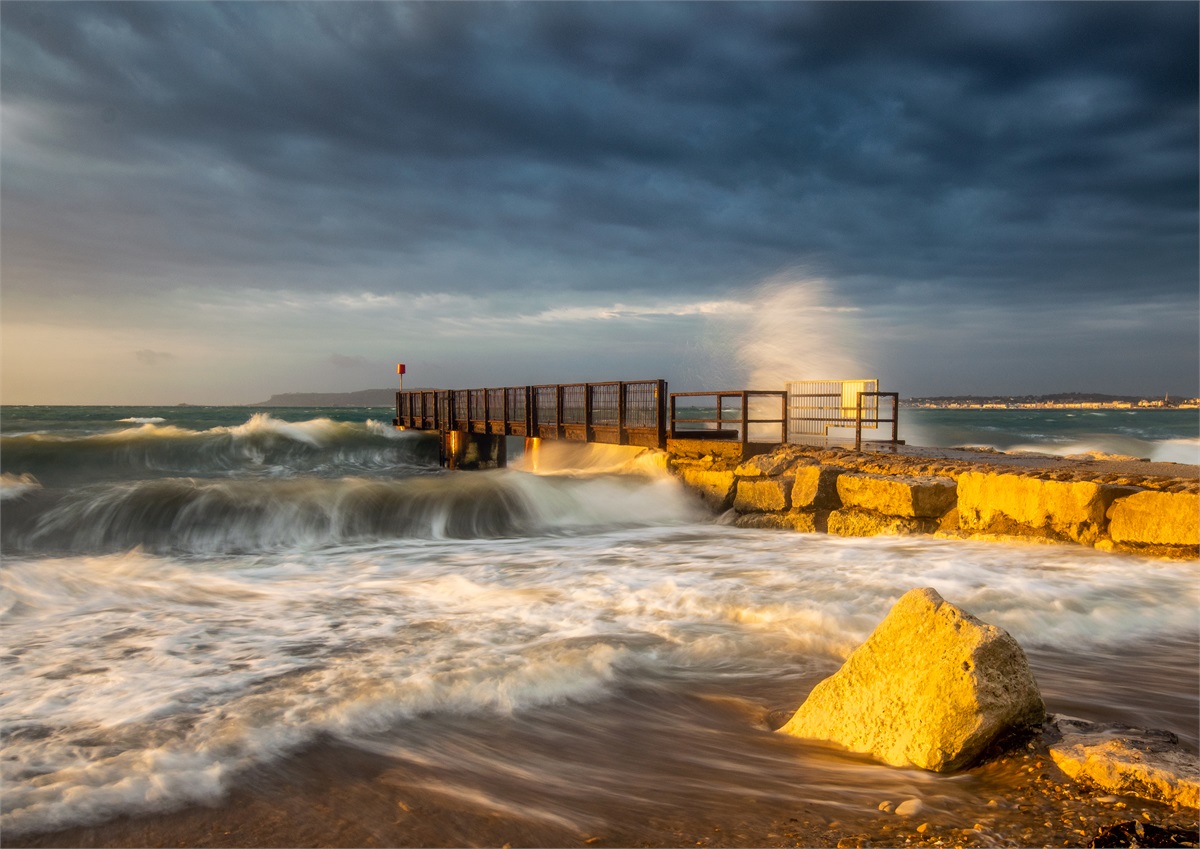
[
  {"xmin": 10, "ymin": 730, "xmax": 1198, "ymax": 849},
  {"xmin": 12, "ymin": 638, "xmax": 1199, "ymax": 849}
]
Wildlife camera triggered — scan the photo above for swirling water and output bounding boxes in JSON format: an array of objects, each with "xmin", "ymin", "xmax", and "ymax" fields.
[
  {"xmin": 903, "ymin": 407, "xmax": 1199, "ymax": 464},
  {"xmin": 1, "ymin": 406, "xmax": 1196, "ymax": 840}
]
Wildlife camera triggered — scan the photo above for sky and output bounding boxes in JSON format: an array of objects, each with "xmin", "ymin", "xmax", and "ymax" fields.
[{"xmin": 2, "ymin": 1, "xmax": 1197, "ymax": 405}]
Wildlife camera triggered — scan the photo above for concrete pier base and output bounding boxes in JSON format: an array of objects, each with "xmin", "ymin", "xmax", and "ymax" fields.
[{"xmin": 442, "ymin": 431, "xmax": 507, "ymax": 470}]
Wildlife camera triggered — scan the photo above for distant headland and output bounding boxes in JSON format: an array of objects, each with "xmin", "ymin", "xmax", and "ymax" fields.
[{"xmin": 249, "ymin": 388, "xmax": 397, "ymax": 407}]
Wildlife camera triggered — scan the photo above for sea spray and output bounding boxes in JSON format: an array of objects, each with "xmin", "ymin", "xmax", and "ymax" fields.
[{"xmin": 711, "ymin": 274, "xmax": 873, "ymax": 389}]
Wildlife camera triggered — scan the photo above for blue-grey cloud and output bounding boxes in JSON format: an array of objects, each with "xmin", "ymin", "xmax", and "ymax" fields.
[{"xmin": 2, "ymin": 1, "xmax": 1196, "ymax": 401}]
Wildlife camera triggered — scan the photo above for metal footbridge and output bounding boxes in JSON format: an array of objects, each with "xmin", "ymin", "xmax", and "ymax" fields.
[{"xmin": 394, "ymin": 377, "xmax": 900, "ymax": 468}]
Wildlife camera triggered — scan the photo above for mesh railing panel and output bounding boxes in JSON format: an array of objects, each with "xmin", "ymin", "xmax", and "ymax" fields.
[
  {"xmin": 506, "ymin": 387, "xmax": 526, "ymax": 422},
  {"xmin": 624, "ymin": 382, "xmax": 660, "ymax": 428},
  {"xmin": 487, "ymin": 389, "xmax": 505, "ymax": 419},
  {"xmin": 589, "ymin": 383, "xmax": 619, "ymax": 426},
  {"xmin": 534, "ymin": 386, "xmax": 559, "ymax": 426},
  {"xmin": 561, "ymin": 385, "xmax": 586, "ymax": 424}
]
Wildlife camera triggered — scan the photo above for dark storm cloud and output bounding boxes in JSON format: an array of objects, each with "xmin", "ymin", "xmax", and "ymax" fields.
[{"xmin": 2, "ymin": 1, "xmax": 1196, "ymax": 306}]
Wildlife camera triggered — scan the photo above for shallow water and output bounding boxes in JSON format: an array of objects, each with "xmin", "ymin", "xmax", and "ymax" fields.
[{"xmin": 1, "ymin": 408, "xmax": 1196, "ymax": 841}]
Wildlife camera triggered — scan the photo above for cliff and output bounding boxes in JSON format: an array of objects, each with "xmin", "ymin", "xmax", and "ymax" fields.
[{"xmin": 250, "ymin": 388, "xmax": 396, "ymax": 407}]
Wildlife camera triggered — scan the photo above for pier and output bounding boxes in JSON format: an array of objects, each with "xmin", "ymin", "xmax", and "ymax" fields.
[{"xmin": 394, "ymin": 378, "xmax": 900, "ymax": 468}]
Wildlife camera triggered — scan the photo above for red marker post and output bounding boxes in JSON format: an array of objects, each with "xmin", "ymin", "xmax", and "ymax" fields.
[{"xmin": 397, "ymin": 363, "xmax": 406, "ymax": 392}]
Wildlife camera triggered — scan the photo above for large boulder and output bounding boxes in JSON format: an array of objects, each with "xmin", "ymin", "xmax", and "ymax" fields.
[{"xmin": 778, "ymin": 588, "xmax": 1045, "ymax": 772}]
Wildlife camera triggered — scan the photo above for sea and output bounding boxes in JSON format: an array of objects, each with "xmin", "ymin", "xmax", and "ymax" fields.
[{"xmin": 1, "ymin": 404, "xmax": 1197, "ymax": 844}]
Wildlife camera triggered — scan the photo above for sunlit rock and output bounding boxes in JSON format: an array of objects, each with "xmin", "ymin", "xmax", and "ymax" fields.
[
  {"xmin": 956, "ymin": 472, "xmax": 1130, "ymax": 545},
  {"xmin": 827, "ymin": 508, "xmax": 938, "ymax": 537},
  {"xmin": 734, "ymin": 448, "xmax": 802, "ymax": 478},
  {"xmin": 1107, "ymin": 490, "xmax": 1199, "ymax": 547},
  {"xmin": 677, "ymin": 469, "xmax": 737, "ymax": 511},
  {"xmin": 791, "ymin": 465, "xmax": 843, "ymax": 510},
  {"xmin": 734, "ymin": 478, "xmax": 793, "ymax": 512},
  {"xmin": 1048, "ymin": 716, "xmax": 1200, "ymax": 810},
  {"xmin": 733, "ymin": 511, "xmax": 820, "ymax": 532},
  {"xmin": 836, "ymin": 473, "xmax": 956, "ymax": 518},
  {"xmin": 778, "ymin": 587, "xmax": 1045, "ymax": 772},
  {"xmin": 665, "ymin": 439, "xmax": 748, "ymax": 468}
]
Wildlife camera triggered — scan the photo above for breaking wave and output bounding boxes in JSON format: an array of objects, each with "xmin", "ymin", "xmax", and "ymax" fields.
[
  {"xmin": 0, "ymin": 468, "xmax": 704, "ymax": 555},
  {"xmin": 0, "ymin": 413, "xmax": 439, "ymax": 486}
]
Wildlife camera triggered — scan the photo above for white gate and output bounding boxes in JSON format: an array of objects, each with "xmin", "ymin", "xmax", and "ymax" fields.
[{"xmin": 786, "ymin": 379, "xmax": 879, "ymax": 443}]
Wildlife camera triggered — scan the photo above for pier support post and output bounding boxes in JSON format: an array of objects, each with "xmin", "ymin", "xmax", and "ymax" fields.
[{"xmin": 442, "ymin": 431, "xmax": 507, "ymax": 470}]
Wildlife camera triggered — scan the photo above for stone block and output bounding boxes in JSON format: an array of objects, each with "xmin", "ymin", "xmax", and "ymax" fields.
[
  {"xmin": 665, "ymin": 439, "xmax": 747, "ymax": 468},
  {"xmin": 836, "ymin": 473, "xmax": 956, "ymax": 518},
  {"xmin": 1107, "ymin": 490, "xmax": 1199, "ymax": 547},
  {"xmin": 957, "ymin": 472, "xmax": 1129, "ymax": 545},
  {"xmin": 734, "ymin": 449, "xmax": 802, "ymax": 478},
  {"xmin": 779, "ymin": 588, "xmax": 1045, "ymax": 772},
  {"xmin": 677, "ymin": 468, "xmax": 737, "ymax": 511},
  {"xmin": 827, "ymin": 508, "xmax": 938, "ymax": 537},
  {"xmin": 791, "ymin": 465, "xmax": 843, "ymax": 510},
  {"xmin": 734, "ymin": 477, "xmax": 793, "ymax": 513},
  {"xmin": 733, "ymin": 511, "xmax": 821, "ymax": 532}
]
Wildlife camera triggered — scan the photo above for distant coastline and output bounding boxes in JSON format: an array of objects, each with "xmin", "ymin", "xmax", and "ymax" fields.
[{"xmin": 903, "ymin": 392, "xmax": 1198, "ymax": 410}]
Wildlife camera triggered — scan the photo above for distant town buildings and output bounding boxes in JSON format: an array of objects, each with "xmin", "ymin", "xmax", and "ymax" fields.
[{"xmin": 904, "ymin": 394, "xmax": 1199, "ymax": 410}]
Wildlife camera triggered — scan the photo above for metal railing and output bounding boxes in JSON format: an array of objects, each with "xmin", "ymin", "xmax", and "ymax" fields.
[
  {"xmin": 397, "ymin": 380, "xmax": 898, "ymax": 451},
  {"xmin": 852, "ymin": 391, "xmax": 900, "ymax": 451},
  {"xmin": 396, "ymin": 380, "xmax": 668, "ymax": 449},
  {"xmin": 784, "ymin": 379, "xmax": 900, "ymax": 449},
  {"xmin": 668, "ymin": 391, "xmax": 787, "ymax": 444}
]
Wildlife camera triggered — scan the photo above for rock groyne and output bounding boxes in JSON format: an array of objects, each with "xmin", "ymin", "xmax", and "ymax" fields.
[{"xmin": 666, "ymin": 440, "xmax": 1199, "ymax": 558}]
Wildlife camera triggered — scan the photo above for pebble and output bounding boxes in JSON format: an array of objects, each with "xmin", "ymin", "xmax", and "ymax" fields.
[
  {"xmin": 878, "ymin": 801, "xmax": 894, "ymax": 813},
  {"xmin": 895, "ymin": 799, "xmax": 924, "ymax": 817},
  {"xmin": 916, "ymin": 823, "xmax": 929, "ymax": 834}
]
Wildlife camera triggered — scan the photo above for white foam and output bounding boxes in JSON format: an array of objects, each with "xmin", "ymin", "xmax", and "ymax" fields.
[
  {"xmin": 0, "ymin": 472, "xmax": 41, "ymax": 500},
  {"xmin": 217, "ymin": 412, "xmax": 351, "ymax": 447},
  {"xmin": 1151, "ymin": 436, "xmax": 1200, "ymax": 465},
  {"xmin": 3, "ymin": 531, "xmax": 1196, "ymax": 835}
]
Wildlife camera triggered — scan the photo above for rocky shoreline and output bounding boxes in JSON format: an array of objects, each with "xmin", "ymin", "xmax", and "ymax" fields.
[{"xmin": 665, "ymin": 440, "xmax": 1199, "ymax": 559}]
